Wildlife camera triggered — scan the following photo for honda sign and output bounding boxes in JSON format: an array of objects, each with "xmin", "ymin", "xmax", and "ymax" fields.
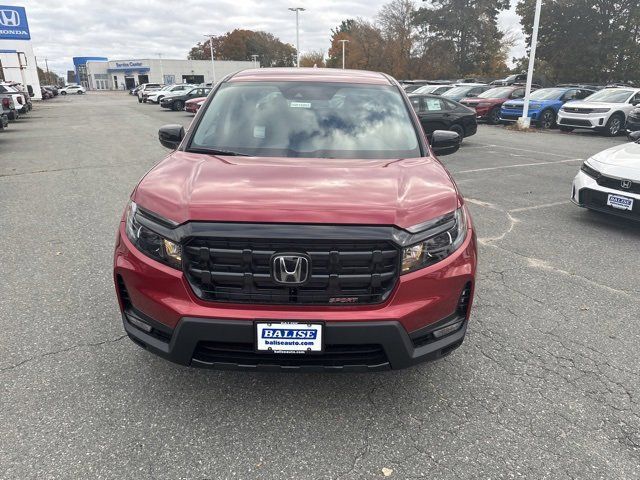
[{"xmin": 0, "ymin": 5, "xmax": 30, "ymax": 40}]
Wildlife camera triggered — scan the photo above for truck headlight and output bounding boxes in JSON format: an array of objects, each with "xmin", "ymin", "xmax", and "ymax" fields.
[
  {"xmin": 580, "ymin": 161, "xmax": 601, "ymax": 180},
  {"xmin": 125, "ymin": 201, "xmax": 182, "ymax": 269},
  {"xmin": 401, "ymin": 207, "xmax": 468, "ymax": 274}
]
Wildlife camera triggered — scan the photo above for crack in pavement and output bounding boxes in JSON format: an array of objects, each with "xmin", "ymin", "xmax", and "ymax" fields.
[{"xmin": 0, "ymin": 335, "xmax": 128, "ymax": 373}]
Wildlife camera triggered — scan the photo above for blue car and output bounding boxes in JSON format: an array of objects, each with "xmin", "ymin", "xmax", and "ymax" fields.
[{"xmin": 500, "ymin": 87, "xmax": 596, "ymax": 129}]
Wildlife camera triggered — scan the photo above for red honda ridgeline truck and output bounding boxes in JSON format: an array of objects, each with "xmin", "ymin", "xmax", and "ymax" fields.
[{"xmin": 113, "ymin": 68, "xmax": 477, "ymax": 371}]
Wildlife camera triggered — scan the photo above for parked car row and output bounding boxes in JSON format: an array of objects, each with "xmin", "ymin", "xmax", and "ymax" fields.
[
  {"xmin": 0, "ymin": 81, "xmax": 33, "ymax": 130},
  {"xmin": 133, "ymin": 82, "xmax": 212, "ymax": 112}
]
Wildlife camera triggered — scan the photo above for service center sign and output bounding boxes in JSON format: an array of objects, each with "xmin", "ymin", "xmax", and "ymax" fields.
[{"xmin": 0, "ymin": 6, "xmax": 30, "ymax": 40}]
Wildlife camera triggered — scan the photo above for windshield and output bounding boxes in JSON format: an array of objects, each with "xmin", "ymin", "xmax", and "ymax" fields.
[
  {"xmin": 478, "ymin": 87, "xmax": 514, "ymax": 98},
  {"xmin": 414, "ymin": 85, "xmax": 440, "ymax": 94},
  {"xmin": 443, "ymin": 86, "xmax": 475, "ymax": 97},
  {"xmin": 530, "ymin": 88, "xmax": 565, "ymax": 100},
  {"xmin": 190, "ymin": 81, "xmax": 420, "ymax": 159},
  {"xmin": 585, "ymin": 89, "xmax": 633, "ymax": 103}
]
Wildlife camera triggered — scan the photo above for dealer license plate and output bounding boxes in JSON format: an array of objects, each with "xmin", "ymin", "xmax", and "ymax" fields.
[
  {"xmin": 607, "ymin": 194, "xmax": 634, "ymax": 211},
  {"xmin": 255, "ymin": 322, "xmax": 323, "ymax": 353}
]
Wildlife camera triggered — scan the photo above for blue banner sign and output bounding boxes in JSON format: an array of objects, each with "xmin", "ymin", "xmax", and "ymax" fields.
[{"xmin": 0, "ymin": 6, "xmax": 30, "ymax": 40}]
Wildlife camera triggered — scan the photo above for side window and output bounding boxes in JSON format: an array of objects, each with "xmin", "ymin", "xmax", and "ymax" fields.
[
  {"xmin": 561, "ymin": 89, "xmax": 578, "ymax": 101},
  {"xmin": 423, "ymin": 98, "xmax": 445, "ymax": 112},
  {"xmin": 577, "ymin": 90, "xmax": 592, "ymax": 100},
  {"xmin": 510, "ymin": 89, "xmax": 525, "ymax": 99},
  {"xmin": 470, "ymin": 87, "xmax": 484, "ymax": 96},
  {"xmin": 629, "ymin": 93, "xmax": 640, "ymax": 104}
]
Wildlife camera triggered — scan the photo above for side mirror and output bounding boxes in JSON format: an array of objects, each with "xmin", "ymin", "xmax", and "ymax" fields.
[
  {"xmin": 158, "ymin": 124, "xmax": 185, "ymax": 150},
  {"xmin": 628, "ymin": 130, "xmax": 640, "ymax": 143},
  {"xmin": 431, "ymin": 130, "xmax": 461, "ymax": 156}
]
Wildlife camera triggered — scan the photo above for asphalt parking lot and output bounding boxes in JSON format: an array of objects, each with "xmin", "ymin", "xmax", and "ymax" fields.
[{"xmin": 2, "ymin": 91, "xmax": 639, "ymax": 480}]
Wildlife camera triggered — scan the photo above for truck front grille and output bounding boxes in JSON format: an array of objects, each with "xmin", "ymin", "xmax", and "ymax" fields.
[{"xmin": 183, "ymin": 237, "xmax": 399, "ymax": 305}]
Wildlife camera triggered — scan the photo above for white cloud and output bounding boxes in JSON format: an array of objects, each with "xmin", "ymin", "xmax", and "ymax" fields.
[{"xmin": 12, "ymin": 0, "xmax": 525, "ymax": 76}]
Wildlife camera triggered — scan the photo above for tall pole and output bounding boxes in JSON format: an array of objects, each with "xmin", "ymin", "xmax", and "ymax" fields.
[
  {"xmin": 205, "ymin": 35, "xmax": 217, "ymax": 84},
  {"xmin": 339, "ymin": 39, "xmax": 349, "ymax": 69},
  {"xmin": 288, "ymin": 7, "xmax": 305, "ymax": 67},
  {"xmin": 518, "ymin": 0, "xmax": 542, "ymax": 129}
]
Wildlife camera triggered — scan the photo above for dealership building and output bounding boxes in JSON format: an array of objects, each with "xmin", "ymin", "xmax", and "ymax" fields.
[
  {"xmin": 77, "ymin": 58, "xmax": 257, "ymax": 91},
  {"xmin": 0, "ymin": 4, "xmax": 42, "ymax": 99}
]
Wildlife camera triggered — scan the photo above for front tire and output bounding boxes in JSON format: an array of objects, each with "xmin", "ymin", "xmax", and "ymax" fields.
[
  {"xmin": 603, "ymin": 114, "xmax": 624, "ymax": 137},
  {"xmin": 539, "ymin": 109, "xmax": 556, "ymax": 129},
  {"xmin": 449, "ymin": 124, "xmax": 465, "ymax": 142},
  {"xmin": 173, "ymin": 100, "xmax": 184, "ymax": 111},
  {"xmin": 61, "ymin": 91, "xmax": 67, "ymax": 95},
  {"xmin": 487, "ymin": 108, "xmax": 501, "ymax": 125}
]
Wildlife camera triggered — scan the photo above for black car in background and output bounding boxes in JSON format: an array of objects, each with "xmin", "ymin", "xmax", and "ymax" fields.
[
  {"xmin": 409, "ymin": 93, "xmax": 478, "ymax": 140},
  {"xmin": 627, "ymin": 106, "xmax": 640, "ymax": 133},
  {"xmin": 160, "ymin": 87, "xmax": 211, "ymax": 111}
]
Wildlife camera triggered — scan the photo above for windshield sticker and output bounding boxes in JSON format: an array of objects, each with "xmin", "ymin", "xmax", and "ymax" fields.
[
  {"xmin": 253, "ymin": 126, "xmax": 266, "ymax": 139},
  {"xmin": 290, "ymin": 101, "xmax": 312, "ymax": 109}
]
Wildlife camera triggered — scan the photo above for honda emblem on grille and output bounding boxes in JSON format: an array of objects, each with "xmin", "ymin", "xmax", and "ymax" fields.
[
  {"xmin": 621, "ymin": 179, "xmax": 632, "ymax": 189},
  {"xmin": 272, "ymin": 254, "xmax": 310, "ymax": 285}
]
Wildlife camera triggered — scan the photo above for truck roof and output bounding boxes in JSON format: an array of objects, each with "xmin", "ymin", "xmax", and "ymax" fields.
[{"xmin": 229, "ymin": 68, "xmax": 393, "ymax": 85}]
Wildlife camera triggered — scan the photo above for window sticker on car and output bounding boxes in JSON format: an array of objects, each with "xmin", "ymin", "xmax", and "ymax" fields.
[
  {"xmin": 253, "ymin": 126, "xmax": 266, "ymax": 139},
  {"xmin": 426, "ymin": 99, "xmax": 442, "ymax": 111},
  {"xmin": 290, "ymin": 101, "xmax": 311, "ymax": 108}
]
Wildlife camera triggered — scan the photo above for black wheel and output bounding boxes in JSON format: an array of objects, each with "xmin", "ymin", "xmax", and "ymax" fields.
[
  {"xmin": 137, "ymin": 97, "xmax": 142, "ymax": 103},
  {"xmin": 603, "ymin": 114, "xmax": 624, "ymax": 137},
  {"xmin": 173, "ymin": 100, "xmax": 184, "ymax": 111},
  {"xmin": 449, "ymin": 124, "xmax": 465, "ymax": 142},
  {"xmin": 488, "ymin": 108, "xmax": 501, "ymax": 125},
  {"xmin": 539, "ymin": 109, "xmax": 556, "ymax": 129},
  {"xmin": 559, "ymin": 126, "xmax": 573, "ymax": 132},
  {"xmin": 61, "ymin": 91, "xmax": 67, "ymax": 95}
]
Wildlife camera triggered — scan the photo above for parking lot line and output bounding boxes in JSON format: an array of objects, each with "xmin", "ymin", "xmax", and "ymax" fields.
[
  {"xmin": 456, "ymin": 157, "xmax": 583, "ymax": 174},
  {"xmin": 465, "ymin": 142, "xmax": 577, "ymax": 158}
]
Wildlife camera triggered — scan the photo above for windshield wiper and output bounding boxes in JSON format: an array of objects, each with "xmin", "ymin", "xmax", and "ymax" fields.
[{"xmin": 188, "ymin": 147, "xmax": 250, "ymax": 157}]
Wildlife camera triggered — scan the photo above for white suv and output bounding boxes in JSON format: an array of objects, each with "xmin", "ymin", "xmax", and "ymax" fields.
[
  {"xmin": 146, "ymin": 84, "xmax": 193, "ymax": 104},
  {"xmin": 60, "ymin": 84, "xmax": 86, "ymax": 95},
  {"xmin": 137, "ymin": 83, "xmax": 163, "ymax": 103},
  {"xmin": 558, "ymin": 87, "xmax": 640, "ymax": 136}
]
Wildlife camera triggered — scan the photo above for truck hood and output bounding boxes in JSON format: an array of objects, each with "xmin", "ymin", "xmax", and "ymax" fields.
[{"xmin": 133, "ymin": 151, "xmax": 460, "ymax": 230}]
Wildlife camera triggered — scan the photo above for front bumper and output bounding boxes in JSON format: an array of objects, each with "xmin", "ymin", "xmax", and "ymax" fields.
[
  {"xmin": 122, "ymin": 308, "xmax": 468, "ymax": 371},
  {"xmin": 160, "ymin": 101, "xmax": 173, "ymax": 109},
  {"xmin": 572, "ymin": 170, "xmax": 640, "ymax": 221},
  {"xmin": 558, "ymin": 111, "xmax": 610, "ymax": 129},
  {"xmin": 500, "ymin": 108, "xmax": 541, "ymax": 122},
  {"xmin": 114, "ymin": 220, "xmax": 477, "ymax": 371},
  {"xmin": 626, "ymin": 116, "xmax": 640, "ymax": 133}
]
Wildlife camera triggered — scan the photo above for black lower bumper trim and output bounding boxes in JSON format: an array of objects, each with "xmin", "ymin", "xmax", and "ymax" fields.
[{"xmin": 122, "ymin": 313, "xmax": 467, "ymax": 372}]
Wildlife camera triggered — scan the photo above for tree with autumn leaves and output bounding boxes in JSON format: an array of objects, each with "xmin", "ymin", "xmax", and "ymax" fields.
[{"xmin": 188, "ymin": 29, "xmax": 296, "ymax": 67}]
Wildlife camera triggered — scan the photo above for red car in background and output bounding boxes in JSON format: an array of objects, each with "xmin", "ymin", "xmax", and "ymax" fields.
[
  {"xmin": 460, "ymin": 85, "xmax": 532, "ymax": 124},
  {"xmin": 185, "ymin": 96, "xmax": 206, "ymax": 114}
]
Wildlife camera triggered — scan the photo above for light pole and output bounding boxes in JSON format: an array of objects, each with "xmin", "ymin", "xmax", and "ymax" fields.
[
  {"xmin": 288, "ymin": 7, "xmax": 305, "ymax": 67},
  {"xmin": 338, "ymin": 39, "xmax": 349, "ymax": 69},
  {"xmin": 251, "ymin": 54, "xmax": 259, "ymax": 68},
  {"xmin": 518, "ymin": 0, "xmax": 542, "ymax": 130},
  {"xmin": 204, "ymin": 34, "xmax": 217, "ymax": 84}
]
